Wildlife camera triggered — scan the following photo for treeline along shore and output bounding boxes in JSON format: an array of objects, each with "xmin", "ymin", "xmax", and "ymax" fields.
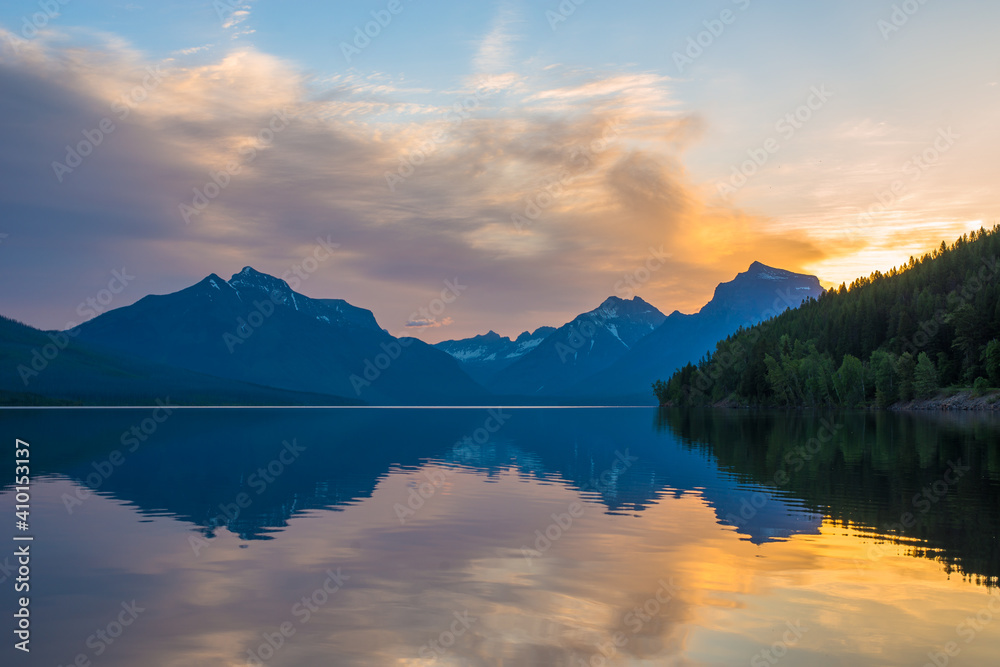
[{"xmin": 654, "ymin": 226, "xmax": 1000, "ymax": 410}]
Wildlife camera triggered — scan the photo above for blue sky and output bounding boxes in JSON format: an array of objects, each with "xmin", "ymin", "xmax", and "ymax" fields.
[{"xmin": 1, "ymin": 0, "xmax": 998, "ymax": 340}]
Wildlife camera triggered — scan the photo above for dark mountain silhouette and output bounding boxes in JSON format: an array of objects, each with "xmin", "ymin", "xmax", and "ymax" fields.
[
  {"xmin": 0, "ymin": 314, "xmax": 354, "ymax": 405},
  {"xmin": 69, "ymin": 267, "xmax": 487, "ymax": 405},
  {"xmin": 2, "ymin": 262, "xmax": 822, "ymax": 406},
  {"xmin": 487, "ymin": 296, "xmax": 667, "ymax": 397},
  {"xmin": 577, "ymin": 262, "xmax": 823, "ymax": 402}
]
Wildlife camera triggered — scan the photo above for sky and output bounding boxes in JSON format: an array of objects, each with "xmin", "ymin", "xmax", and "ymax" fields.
[{"xmin": 0, "ymin": 0, "xmax": 997, "ymax": 343}]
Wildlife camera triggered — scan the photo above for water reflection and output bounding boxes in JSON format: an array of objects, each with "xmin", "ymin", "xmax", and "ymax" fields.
[
  {"xmin": 8, "ymin": 408, "xmax": 828, "ymax": 545},
  {"xmin": 658, "ymin": 408, "xmax": 1000, "ymax": 588},
  {"xmin": 0, "ymin": 407, "xmax": 998, "ymax": 666}
]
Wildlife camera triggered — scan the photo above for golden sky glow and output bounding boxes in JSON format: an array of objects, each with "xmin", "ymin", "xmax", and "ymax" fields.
[{"xmin": 1, "ymin": 2, "xmax": 997, "ymax": 340}]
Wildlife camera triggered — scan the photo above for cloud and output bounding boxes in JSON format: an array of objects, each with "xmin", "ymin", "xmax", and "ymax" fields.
[
  {"xmin": 0, "ymin": 31, "xmax": 827, "ymax": 340},
  {"xmin": 473, "ymin": 2, "xmax": 520, "ymax": 75},
  {"xmin": 174, "ymin": 44, "xmax": 213, "ymax": 56},
  {"xmin": 219, "ymin": 1, "xmax": 255, "ymax": 38},
  {"xmin": 405, "ymin": 318, "xmax": 454, "ymax": 329}
]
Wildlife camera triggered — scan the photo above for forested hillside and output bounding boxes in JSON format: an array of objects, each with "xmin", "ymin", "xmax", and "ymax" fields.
[{"xmin": 654, "ymin": 226, "xmax": 1000, "ymax": 407}]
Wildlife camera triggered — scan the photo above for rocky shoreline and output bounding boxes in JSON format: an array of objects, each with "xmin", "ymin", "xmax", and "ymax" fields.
[{"xmin": 890, "ymin": 390, "xmax": 1000, "ymax": 411}]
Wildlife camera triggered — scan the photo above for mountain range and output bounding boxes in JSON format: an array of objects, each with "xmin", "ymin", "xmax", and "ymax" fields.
[
  {"xmin": 436, "ymin": 262, "xmax": 822, "ymax": 402},
  {"xmin": 576, "ymin": 262, "xmax": 823, "ymax": 401},
  {"xmin": 480, "ymin": 296, "xmax": 668, "ymax": 398},
  {"xmin": 1, "ymin": 262, "xmax": 823, "ymax": 405},
  {"xmin": 433, "ymin": 327, "xmax": 555, "ymax": 385}
]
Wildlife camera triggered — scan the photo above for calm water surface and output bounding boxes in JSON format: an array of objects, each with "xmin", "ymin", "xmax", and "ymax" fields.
[{"xmin": 1, "ymin": 407, "xmax": 999, "ymax": 666}]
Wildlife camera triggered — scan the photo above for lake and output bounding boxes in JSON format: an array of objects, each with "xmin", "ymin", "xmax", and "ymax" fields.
[{"xmin": 2, "ymin": 407, "xmax": 999, "ymax": 666}]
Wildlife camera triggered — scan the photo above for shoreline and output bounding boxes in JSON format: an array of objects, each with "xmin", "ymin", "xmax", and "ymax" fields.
[
  {"xmin": 659, "ymin": 389, "xmax": 1000, "ymax": 411},
  {"xmin": 890, "ymin": 390, "xmax": 1000, "ymax": 411}
]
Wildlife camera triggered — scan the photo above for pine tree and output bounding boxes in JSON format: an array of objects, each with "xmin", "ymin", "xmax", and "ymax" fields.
[
  {"xmin": 834, "ymin": 355, "xmax": 865, "ymax": 407},
  {"xmin": 914, "ymin": 352, "xmax": 939, "ymax": 399},
  {"xmin": 871, "ymin": 349, "xmax": 897, "ymax": 407},
  {"xmin": 983, "ymin": 340, "xmax": 1000, "ymax": 386}
]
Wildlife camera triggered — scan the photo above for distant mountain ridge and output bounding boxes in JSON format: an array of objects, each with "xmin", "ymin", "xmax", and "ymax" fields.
[
  {"xmin": 433, "ymin": 327, "xmax": 556, "ymax": 384},
  {"xmin": 429, "ymin": 263, "xmax": 821, "ymax": 402},
  {"xmin": 486, "ymin": 296, "xmax": 667, "ymax": 397}
]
